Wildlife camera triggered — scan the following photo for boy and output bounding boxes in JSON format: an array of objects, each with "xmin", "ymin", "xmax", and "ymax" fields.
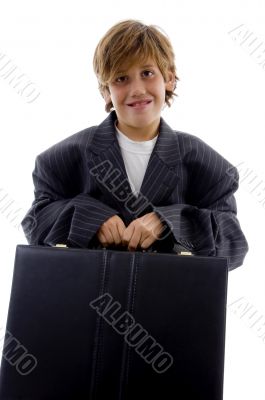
[{"xmin": 21, "ymin": 19, "xmax": 248, "ymax": 271}]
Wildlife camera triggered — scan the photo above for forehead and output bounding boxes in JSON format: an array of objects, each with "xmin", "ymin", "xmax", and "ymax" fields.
[{"xmin": 117, "ymin": 58, "xmax": 158, "ymax": 73}]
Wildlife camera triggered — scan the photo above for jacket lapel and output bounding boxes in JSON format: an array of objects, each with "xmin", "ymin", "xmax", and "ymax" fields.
[{"xmin": 88, "ymin": 111, "xmax": 182, "ymax": 215}]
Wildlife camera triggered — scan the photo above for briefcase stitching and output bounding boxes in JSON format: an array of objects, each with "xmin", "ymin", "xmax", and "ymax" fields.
[
  {"xmin": 89, "ymin": 249, "xmax": 109, "ymax": 399},
  {"xmin": 118, "ymin": 252, "xmax": 137, "ymax": 400},
  {"xmin": 123, "ymin": 252, "xmax": 140, "ymax": 397}
]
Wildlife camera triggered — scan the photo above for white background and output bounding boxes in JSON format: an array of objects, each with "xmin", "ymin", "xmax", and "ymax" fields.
[{"xmin": 0, "ymin": 1, "xmax": 265, "ymax": 398}]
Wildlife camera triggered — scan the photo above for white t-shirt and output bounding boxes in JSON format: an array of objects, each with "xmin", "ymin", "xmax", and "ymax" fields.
[{"xmin": 115, "ymin": 122, "xmax": 158, "ymax": 197}]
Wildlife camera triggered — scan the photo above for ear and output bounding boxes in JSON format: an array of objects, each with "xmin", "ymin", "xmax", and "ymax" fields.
[{"xmin": 165, "ymin": 71, "xmax": 175, "ymax": 91}]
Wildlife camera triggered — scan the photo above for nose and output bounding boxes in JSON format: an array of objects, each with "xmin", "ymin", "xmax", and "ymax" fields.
[{"xmin": 129, "ymin": 76, "xmax": 146, "ymax": 96}]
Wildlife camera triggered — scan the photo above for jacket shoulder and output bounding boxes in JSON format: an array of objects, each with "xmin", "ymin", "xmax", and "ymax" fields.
[
  {"xmin": 174, "ymin": 129, "xmax": 219, "ymax": 157},
  {"xmin": 175, "ymin": 130, "xmax": 234, "ymax": 165},
  {"xmin": 174, "ymin": 129, "xmax": 238, "ymax": 184}
]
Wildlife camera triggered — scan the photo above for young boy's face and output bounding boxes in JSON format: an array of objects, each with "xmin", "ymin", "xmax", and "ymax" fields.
[{"xmin": 104, "ymin": 59, "xmax": 174, "ymax": 140}]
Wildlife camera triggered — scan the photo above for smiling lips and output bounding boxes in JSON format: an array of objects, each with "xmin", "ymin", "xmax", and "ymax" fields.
[{"xmin": 127, "ymin": 99, "xmax": 152, "ymax": 108}]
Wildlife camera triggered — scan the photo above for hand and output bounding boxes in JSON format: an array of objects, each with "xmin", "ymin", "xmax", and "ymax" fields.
[
  {"xmin": 97, "ymin": 215, "xmax": 126, "ymax": 247},
  {"xmin": 122, "ymin": 212, "xmax": 164, "ymax": 251}
]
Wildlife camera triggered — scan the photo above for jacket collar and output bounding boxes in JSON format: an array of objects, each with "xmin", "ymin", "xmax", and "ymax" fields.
[
  {"xmin": 90, "ymin": 110, "xmax": 182, "ymax": 167},
  {"xmin": 88, "ymin": 111, "xmax": 182, "ymax": 215}
]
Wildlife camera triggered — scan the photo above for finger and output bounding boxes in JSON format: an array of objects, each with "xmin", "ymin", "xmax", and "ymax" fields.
[
  {"xmin": 111, "ymin": 224, "xmax": 123, "ymax": 245},
  {"xmin": 97, "ymin": 231, "xmax": 108, "ymax": 247},
  {"xmin": 102, "ymin": 216, "xmax": 125, "ymax": 246},
  {"xmin": 116, "ymin": 220, "xmax": 126, "ymax": 245},
  {"xmin": 100, "ymin": 225, "xmax": 115, "ymax": 245},
  {"xmin": 128, "ymin": 227, "xmax": 142, "ymax": 251},
  {"xmin": 122, "ymin": 223, "xmax": 134, "ymax": 247},
  {"xmin": 138, "ymin": 215, "xmax": 153, "ymax": 235},
  {"xmin": 140, "ymin": 235, "xmax": 155, "ymax": 250},
  {"xmin": 140, "ymin": 213, "xmax": 163, "ymax": 239},
  {"xmin": 107, "ymin": 219, "xmax": 125, "ymax": 246}
]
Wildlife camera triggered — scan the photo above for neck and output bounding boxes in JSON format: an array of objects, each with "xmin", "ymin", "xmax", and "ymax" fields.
[{"xmin": 116, "ymin": 120, "xmax": 160, "ymax": 141}]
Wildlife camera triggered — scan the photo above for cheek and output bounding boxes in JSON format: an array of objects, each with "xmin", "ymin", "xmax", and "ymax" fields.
[
  {"xmin": 109, "ymin": 89, "xmax": 124, "ymax": 105},
  {"xmin": 155, "ymin": 86, "xmax": 167, "ymax": 103},
  {"xmin": 150, "ymin": 80, "xmax": 166, "ymax": 97}
]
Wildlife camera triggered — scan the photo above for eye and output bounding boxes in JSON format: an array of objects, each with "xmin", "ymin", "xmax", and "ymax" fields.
[
  {"xmin": 115, "ymin": 76, "xmax": 127, "ymax": 83},
  {"xmin": 142, "ymin": 70, "xmax": 154, "ymax": 77}
]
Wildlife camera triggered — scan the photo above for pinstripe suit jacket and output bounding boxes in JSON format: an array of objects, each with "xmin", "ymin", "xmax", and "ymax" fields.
[{"xmin": 21, "ymin": 111, "xmax": 248, "ymax": 271}]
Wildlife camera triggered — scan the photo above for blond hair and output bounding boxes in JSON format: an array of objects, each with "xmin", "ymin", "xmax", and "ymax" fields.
[{"xmin": 93, "ymin": 19, "xmax": 179, "ymax": 112}]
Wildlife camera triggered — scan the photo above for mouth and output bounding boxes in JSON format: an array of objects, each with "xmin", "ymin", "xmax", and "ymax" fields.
[{"xmin": 127, "ymin": 100, "xmax": 152, "ymax": 108}]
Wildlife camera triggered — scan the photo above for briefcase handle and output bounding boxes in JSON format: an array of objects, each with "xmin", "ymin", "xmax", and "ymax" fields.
[
  {"xmin": 54, "ymin": 243, "xmax": 156, "ymax": 252},
  {"xmin": 99, "ymin": 240, "xmax": 193, "ymax": 255},
  {"xmin": 54, "ymin": 243, "xmax": 193, "ymax": 256}
]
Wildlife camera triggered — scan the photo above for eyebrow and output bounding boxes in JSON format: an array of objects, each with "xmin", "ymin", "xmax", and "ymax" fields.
[
  {"xmin": 141, "ymin": 64, "xmax": 156, "ymax": 68},
  {"xmin": 117, "ymin": 64, "xmax": 156, "ymax": 74}
]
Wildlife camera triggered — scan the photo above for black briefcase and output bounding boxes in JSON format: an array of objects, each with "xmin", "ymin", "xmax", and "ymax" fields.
[{"xmin": 0, "ymin": 245, "xmax": 228, "ymax": 400}]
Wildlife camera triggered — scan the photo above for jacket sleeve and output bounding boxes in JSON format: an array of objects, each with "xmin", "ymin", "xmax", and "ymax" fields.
[
  {"xmin": 153, "ymin": 138, "xmax": 249, "ymax": 271},
  {"xmin": 21, "ymin": 152, "xmax": 118, "ymax": 248}
]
